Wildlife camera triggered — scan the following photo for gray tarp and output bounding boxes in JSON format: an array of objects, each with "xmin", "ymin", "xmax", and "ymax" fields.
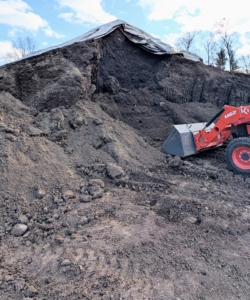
[{"xmin": 22, "ymin": 19, "xmax": 202, "ymax": 62}]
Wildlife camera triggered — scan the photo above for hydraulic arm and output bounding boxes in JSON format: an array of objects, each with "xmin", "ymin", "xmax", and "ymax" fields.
[{"xmin": 194, "ymin": 105, "xmax": 250, "ymax": 151}]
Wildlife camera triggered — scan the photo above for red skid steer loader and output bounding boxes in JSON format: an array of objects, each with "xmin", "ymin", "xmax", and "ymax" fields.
[{"xmin": 162, "ymin": 105, "xmax": 250, "ymax": 175}]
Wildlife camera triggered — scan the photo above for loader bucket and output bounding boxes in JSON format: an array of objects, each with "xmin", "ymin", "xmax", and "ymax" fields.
[{"xmin": 162, "ymin": 122, "xmax": 214, "ymax": 157}]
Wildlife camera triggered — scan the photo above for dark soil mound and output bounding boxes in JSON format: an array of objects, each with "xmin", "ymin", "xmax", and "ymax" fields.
[{"xmin": 1, "ymin": 29, "xmax": 250, "ymax": 299}]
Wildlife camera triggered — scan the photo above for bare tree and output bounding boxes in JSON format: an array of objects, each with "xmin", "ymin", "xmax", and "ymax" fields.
[
  {"xmin": 2, "ymin": 36, "xmax": 38, "ymax": 63},
  {"xmin": 201, "ymin": 31, "xmax": 218, "ymax": 65},
  {"xmin": 215, "ymin": 19, "xmax": 240, "ymax": 71},
  {"xmin": 240, "ymin": 55, "xmax": 250, "ymax": 74},
  {"xmin": 176, "ymin": 31, "xmax": 199, "ymax": 51}
]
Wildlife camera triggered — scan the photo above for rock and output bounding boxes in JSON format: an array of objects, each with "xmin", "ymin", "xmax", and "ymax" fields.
[
  {"xmin": 69, "ymin": 112, "xmax": 85, "ymax": 129},
  {"xmin": 89, "ymin": 179, "xmax": 105, "ymax": 188},
  {"xmin": 106, "ymin": 163, "xmax": 124, "ymax": 179},
  {"xmin": 104, "ymin": 76, "xmax": 120, "ymax": 94},
  {"xmin": 93, "ymin": 118, "xmax": 103, "ymax": 125},
  {"xmin": 78, "ymin": 216, "xmax": 89, "ymax": 225},
  {"xmin": 24, "ymin": 285, "xmax": 38, "ymax": 298},
  {"xmin": 36, "ymin": 188, "xmax": 46, "ymax": 199},
  {"xmin": 80, "ymin": 194, "xmax": 93, "ymax": 202},
  {"xmin": 92, "ymin": 129, "xmax": 113, "ymax": 149},
  {"xmin": 26, "ymin": 126, "xmax": 43, "ymax": 137},
  {"xmin": 187, "ymin": 216, "xmax": 199, "ymax": 224},
  {"xmin": 25, "ymin": 240, "xmax": 32, "ymax": 247},
  {"xmin": 18, "ymin": 214, "xmax": 29, "ymax": 224},
  {"xmin": 88, "ymin": 185, "xmax": 104, "ymax": 199},
  {"xmin": 53, "ymin": 196, "xmax": 63, "ymax": 204},
  {"xmin": 11, "ymin": 224, "xmax": 28, "ymax": 237},
  {"xmin": 63, "ymin": 190, "xmax": 75, "ymax": 200},
  {"xmin": 60, "ymin": 259, "xmax": 72, "ymax": 267},
  {"xmin": 167, "ymin": 156, "xmax": 182, "ymax": 168},
  {"xmin": 53, "ymin": 213, "xmax": 60, "ymax": 220},
  {"xmin": 50, "ymin": 108, "xmax": 65, "ymax": 130}
]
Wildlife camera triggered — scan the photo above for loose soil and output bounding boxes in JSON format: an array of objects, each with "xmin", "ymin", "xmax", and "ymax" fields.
[{"xmin": 0, "ymin": 29, "xmax": 250, "ymax": 300}]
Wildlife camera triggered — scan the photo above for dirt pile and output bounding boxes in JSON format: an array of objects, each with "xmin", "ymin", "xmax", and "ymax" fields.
[{"xmin": 1, "ymin": 28, "xmax": 250, "ymax": 299}]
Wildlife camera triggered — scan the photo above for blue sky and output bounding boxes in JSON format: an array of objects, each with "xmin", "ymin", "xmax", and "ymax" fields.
[{"xmin": 1, "ymin": 0, "xmax": 250, "ymax": 64}]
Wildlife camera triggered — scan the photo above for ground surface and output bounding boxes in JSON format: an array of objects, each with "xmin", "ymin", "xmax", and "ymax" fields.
[{"xmin": 0, "ymin": 29, "xmax": 250, "ymax": 299}]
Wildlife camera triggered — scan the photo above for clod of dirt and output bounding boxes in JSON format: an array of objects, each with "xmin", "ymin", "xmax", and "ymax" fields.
[
  {"xmin": 60, "ymin": 259, "xmax": 72, "ymax": 267},
  {"xmin": 26, "ymin": 126, "xmax": 44, "ymax": 137},
  {"xmin": 69, "ymin": 111, "xmax": 86, "ymax": 129},
  {"xmin": 24, "ymin": 285, "xmax": 38, "ymax": 298},
  {"xmin": 80, "ymin": 194, "xmax": 93, "ymax": 202},
  {"xmin": 88, "ymin": 178, "xmax": 105, "ymax": 188},
  {"xmin": 104, "ymin": 76, "xmax": 121, "ymax": 94},
  {"xmin": 18, "ymin": 215, "xmax": 29, "ymax": 224},
  {"xmin": 168, "ymin": 156, "xmax": 182, "ymax": 168},
  {"xmin": 35, "ymin": 188, "xmax": 46, "ymax": 199},
  {"xmin": 87, "ymin": 184, "xmax": 104, "ymax": 199},
  {"xmin": 62, "ymin": 190, "xmax": 75, "ymax": 200},
  {"xmin": 106, "ymin": 163, "xmax": 125, "ymax": 179}
]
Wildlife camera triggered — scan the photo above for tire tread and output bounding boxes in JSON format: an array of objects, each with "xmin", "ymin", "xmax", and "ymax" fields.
[{"xmin": 226, "ymin": 137, "xmax": 250, "ymax": 175}]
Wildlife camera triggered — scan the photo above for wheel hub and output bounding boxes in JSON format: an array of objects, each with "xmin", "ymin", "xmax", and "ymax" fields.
[
  {"xmin": 232, "ymin": 146, "xmax": 250, "ymax": 170},
  {"xmin": 242, "ymin": 153, "xmax": 249, "ymax": 161}
]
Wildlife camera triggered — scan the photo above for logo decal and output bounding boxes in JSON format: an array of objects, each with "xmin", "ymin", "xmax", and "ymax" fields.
[
  {"xmin": 241, "ymin": 107, "xmax": 250, "ymax": 114},
  {"xmin": 225, "ymin": 110, "xmax": 236, "ymax": 119}
]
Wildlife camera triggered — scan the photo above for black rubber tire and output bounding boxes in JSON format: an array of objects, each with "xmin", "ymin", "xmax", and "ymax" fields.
[{"xmin": 226, "ymin": 137, "xmax": 250, "ymax": 175}]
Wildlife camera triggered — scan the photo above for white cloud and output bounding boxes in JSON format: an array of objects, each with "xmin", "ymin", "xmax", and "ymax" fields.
[
  {"xmin": 56, "ymin": 0, "xmax": 117, "ymax": 25},
  {"xmin": 58, "ymin": 12, "xmax": 74, "ymax": 23},
  {"xmin": 7, "ymin": 27, "xmax": 22, "ymax": 37},
  {"xmin": 0, "ymin": 0, "xmax": 63, "ymax": 38},
  {"xmin": 0, "ymin": 0, "xmax": 47, "ymax": 31},
  {"xmin": 163, "ymin": 33, "xmax": 180, "ymax": 47},
  {"xmin": 137, "ymin": 0, "xmax": 250, "ymax": 34},
  {"xmin": 0, "ymin": 40, "xmax": 13, "ymax": 63},
  {"xmin": 237, "ymin": 45, "xmax": 250, "ymax": 56},
  {"xmin": 0, "ymin": 41, "xmax": 13, "ymax": 56},
  {"xmin": 237, "ymin": 34, "xmax": 250, "ymax": 56},
  {"xmin": 43, "ymin": 27, "xmax": 65, "ymax": 38}
]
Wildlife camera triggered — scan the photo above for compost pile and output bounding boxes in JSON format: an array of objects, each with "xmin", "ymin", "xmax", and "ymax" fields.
[{"xmin": 1, "ymin": 28, "xmax": 250, "ymax": 300}]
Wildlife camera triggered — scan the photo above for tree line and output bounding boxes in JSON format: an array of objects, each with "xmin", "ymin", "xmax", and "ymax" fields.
[{"xmin": 175, "ymin": 18, "xmax": 249, "ymax": 73}]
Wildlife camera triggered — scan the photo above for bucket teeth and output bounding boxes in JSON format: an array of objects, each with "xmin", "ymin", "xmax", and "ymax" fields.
[{"xmin": 162, "ymin": 122, "xmax": 213, "ymax": 157}]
